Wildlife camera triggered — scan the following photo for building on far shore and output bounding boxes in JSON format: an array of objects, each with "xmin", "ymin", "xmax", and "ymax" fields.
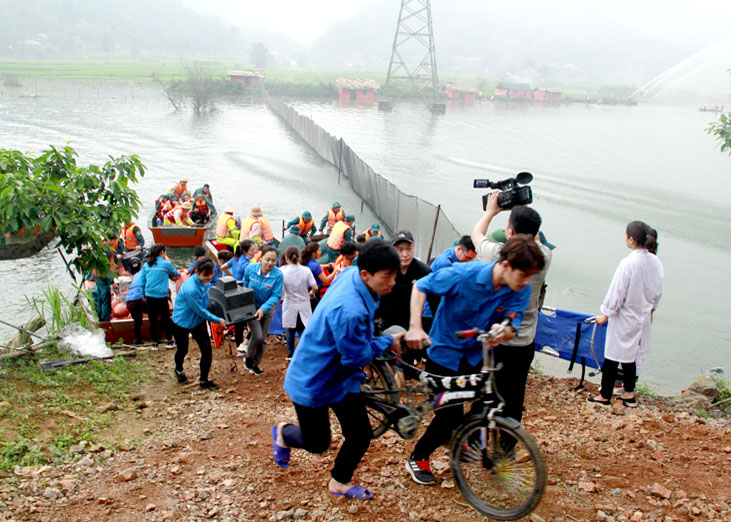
[
  {"xmin": 532, "ymin": 87, "xmax": 562, "ymax": 101},
  {"xmin": 494, "ymin": 82, "xmax": 562, "ymax": 102},
  {"xmin": 226, "ymin": 70, "xmax": 265, "ymax": 87},
  {"xmin": 444, "ymin": 84, "xmax": 477, "ymax": 102},
  {"xmin": 336, "ymin": 78, "xmax": 379, "ymax": 104}
]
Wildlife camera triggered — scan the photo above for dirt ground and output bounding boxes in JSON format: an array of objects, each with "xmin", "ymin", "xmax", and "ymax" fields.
[{"xmin": 1, "ymin": 337, "xmax": 729, "ymax": 522}]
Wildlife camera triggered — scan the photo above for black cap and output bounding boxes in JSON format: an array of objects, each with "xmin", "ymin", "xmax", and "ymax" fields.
[{"xmin": 391, "ymin": 230, "xmax": 414, "ymax": 246}]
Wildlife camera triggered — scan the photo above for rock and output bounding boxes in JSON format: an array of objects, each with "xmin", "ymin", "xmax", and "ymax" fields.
[
  {"xmin": 199, "ymin": 432, "xmax": 213, "ymax": 441},
  {"xmin": 118, "ymin": 442, "xmax": 133, "ymax": 452},
  {"xmin": 688, "ymin": 374, "xmax": 720, "ymax": 400},
  {"xmin": 347, "ymin": 504, "xmax": 358, "ymax": 514},
  {"xmin": 69, "ymin": 445, "xmax": 84, "ymax": 454},
  {"xmin": 673, "ymin": 489, "xmax": 688, "ymax": 499},
  {"xmin": 77, "ymin": 456, "xmax": 94, "ymax": 467},
  {"xmin": 146, "ymin": 504, "xmax": 156, "ymax": 512},
  {"xmin": 59, "ymin": 480, "xmax": 75, "ymax": 492},
  {"xmin": 650, "ymin": 483, "xmax": 671, "ymax": 499},
  {"xmin": 579, "ymin": 481, "xmax": 598, "ymax": 493},
  {"xmin": 161, "ymin": 509, "xmax": 179, "ymax": 521},
  {"xmin": 42, "ymin": 488, "xmax": 59, "ymax": 501},
  {"xmin": 293, "ymin": 508, "xmax": 308, "ymax": 520},
  {"xmin": 529, "ymin": 514, "xmax": 546, "ymax": 522},
  {"xmin": 97, "ymin": 403, "xmax": 120, "ymax": 414},
  {"xmin": 117, "ymin": 469, "xmax": 138, "ymax": 482},
  {"xmin": 631, "ymin": 511, "xmax": 643, "ymax": 521},
  {"xmin": 597, "ymin": 510, "xmax": 610, "ymax": 521},
  {"xmin": 87, "ymin": 443, "xmax": 104, "ymax": 453},
  {"xmin": 206, "ymin": 507, "xmax": 219, "ymax": 518}
]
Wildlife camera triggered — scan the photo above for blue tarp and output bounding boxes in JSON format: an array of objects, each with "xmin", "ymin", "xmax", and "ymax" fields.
[
  {"xmin": 269, "ymin": 304, "xmax": 284, "ymax": 335},
  {"xmin": 534, "ymin": 308, "xmax": 607, "ymax": 370}
]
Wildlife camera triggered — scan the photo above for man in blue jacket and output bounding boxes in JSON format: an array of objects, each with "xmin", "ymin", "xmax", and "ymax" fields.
[
  {"xmin": 273, "ymin": 241, "xmax": 404, "ymax": 501},
  {"xmin": 404, "ymin": 235, "xmax": 545, "ymax": 485}
]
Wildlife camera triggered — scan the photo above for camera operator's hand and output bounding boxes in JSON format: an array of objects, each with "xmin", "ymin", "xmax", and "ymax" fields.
[{"xmin": 485, "ymin": 190, "xmax": 503, "ymax": 217}]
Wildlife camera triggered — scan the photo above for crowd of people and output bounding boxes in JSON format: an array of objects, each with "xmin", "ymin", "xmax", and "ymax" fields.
[
  {"xmin": 89, "ymin": 188, "xmax": 664, "ymax": 502},
  {"xmin": 152, "ymin": 178, "xmax": 216, "ymax": 227}
]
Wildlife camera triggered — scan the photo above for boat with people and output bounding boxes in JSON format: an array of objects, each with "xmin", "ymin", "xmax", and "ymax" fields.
[{"xmin": 148, "ymin": 211, "xmax": 217, "ymax": 248}]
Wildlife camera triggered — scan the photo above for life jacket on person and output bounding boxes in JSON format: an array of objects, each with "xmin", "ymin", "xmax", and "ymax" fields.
[
  {"xmin": 364, "ymin": 228, "xmax": 382, "ymax": 241},
  {"xmin": 326, "ymin": 221, "xmax": 350, "ymax": 251},
  {"xmin": 194, "ymin": 197, "xmax": 209, "ymax": 214},
  {"xmin": 170, "ymin": 181, "xmax": 187, "ymax": 198},
  {"xmin": 155, "ymin": 199, "xmax": 168, "ymax": 219},
  {"xmin": 162, "ymin": 199, "xmax": 177, "ymax": 215},
  {"xmin": 327, "ymin": 209, "xmax": 345, "ymax": 232},
  {"xmin": 297, "ymin": 216, "xmax": 314, "ymax": 236},
  {"xmin": 164, "ymin": 206, "xmax": 188, "ymax": 224},
  {"xmin": 216, "ymin": 213, "xmax": 236, "ymax": 240},
  {"xmin": 121, "ymin": 223, "xmax": 141, "ymax": 250},
  {"xmin": 241, "ymin": 216, "xmax": 274, "ymax": 242}
]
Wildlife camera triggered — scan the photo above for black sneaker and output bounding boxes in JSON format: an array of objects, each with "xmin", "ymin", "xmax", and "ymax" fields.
[
  {"xmin": 244, "ymin": 357, "xmax": 253, "ymax": 370},
  {"xmin": 405, "ymin": 454, "xmax": 437, "ymax": 485},
  {"xmin": 249, "ymin": 365, "xmax": 264, "ymax": 376},
  {"xmin": 199, "ymin": 380, "xmax": 219, "ymax": 390},
  {"xmin": 175, "ymin": 370, "xmax": 189, "ymax": 385}
]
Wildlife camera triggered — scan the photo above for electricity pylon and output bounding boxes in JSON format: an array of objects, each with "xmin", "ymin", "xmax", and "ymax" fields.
[{"xmin": 381, "ymin": 0, "xmax": 445, "ymax": 113}]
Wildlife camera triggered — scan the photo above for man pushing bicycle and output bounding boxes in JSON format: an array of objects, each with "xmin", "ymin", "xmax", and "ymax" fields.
[{"xmin": 404, "ymin": 235, "xmax": 545, "ymax": 485}]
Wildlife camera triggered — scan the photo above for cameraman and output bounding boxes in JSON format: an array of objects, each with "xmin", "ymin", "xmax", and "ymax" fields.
[{"xmin": 471, "ymin": 191, "xmax": 553, "ymax": 432}]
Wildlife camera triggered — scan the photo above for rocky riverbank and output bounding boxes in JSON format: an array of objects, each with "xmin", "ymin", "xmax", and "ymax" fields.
[{"xmin": 0, "ymin": 339, "xmax": 729, "ymax": 522}]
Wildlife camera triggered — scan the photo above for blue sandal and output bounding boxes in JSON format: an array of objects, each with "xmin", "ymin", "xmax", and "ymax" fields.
[
  {"xmin": 271, "ymin": 425, "xmax": 290, "ymax": 468},
  {"xmin": 329, "ymin": 484, "xmax": 373, "ymax": 500}
]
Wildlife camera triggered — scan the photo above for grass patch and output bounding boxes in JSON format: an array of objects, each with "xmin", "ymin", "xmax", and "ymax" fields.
[
  {"xmin": 0, "ymin": 344, "xmax": 149, "ymax": 472},
  {"xmin": 635, "ymin": 382, "xmax": 658, "ymax": 398}
]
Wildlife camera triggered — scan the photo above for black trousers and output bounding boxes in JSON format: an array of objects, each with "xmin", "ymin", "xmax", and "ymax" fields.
[
  {"xmin": 493, "ymin": 341, "xmax": 535, "ymax": 423},
  {"xmin": 412, "ymin": 357, "xmax": 482, "ymax": 461},
  {"xmin": 281, "ymin": 393, "xmax": 372, "ymax": 484},
  {"xmin": 126, "ymin": 298, "xmax": 146, "ymax": 344},
  {"xmin": 600, "ymin": 358, "xmax": 636, "ymax": 400},
  {"xmin": 285, "ymin": 314, "xmax": 306, "ymax": 357},
  {"xmin": 146, "ymin": 296, "xmax": 172, "ymax": 343},
  {"xmin": 173, "ymin": 321, "xmax": 213, "ymax": 382}
]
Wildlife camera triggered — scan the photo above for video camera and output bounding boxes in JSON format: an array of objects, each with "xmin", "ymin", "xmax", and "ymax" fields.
[{"xmin": 474, "ymin": 171, "xmax": 533, "ymax": 210}]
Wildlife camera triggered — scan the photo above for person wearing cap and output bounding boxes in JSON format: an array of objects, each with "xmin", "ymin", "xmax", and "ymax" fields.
[
  {"xmin": 169, "ymin": 177, "xmax": 189, "ymax": 198},
  {"xmin": 191, "ymin": 192, "xmax": 212, "ymax": 225},
  {"xmin": 192, "ymin": 184, "xmax": 216, "ymax": 215},
  {"xmin": 278, "ymin": 225, "xmax": 306, "ymax": 257},
  {"xmin": 286, "ymin": 211, "xmax": 317, "ymax": 240},
  {"xmin": 154, "ymin": 194, "xmax": 171, "ymax": 226},
  {"xmin": 320, "ymin": 202, "xmax": 346, "ymax": 235},
  {"xmin": 429, "ymin": 235, "xmax": 476, "ymax": 272},
  {"xmin": 216, "ymin": 206, "xmax": 240, "ymax": 250},
  {"xmin": 363, "ymin": 224, "xmax": 382, "ymax": 241},
  {"xmin": 319, "ymin": 214, "xmax": 355, "ymax": 264},
  {"xmin": 121, "ymin": 219, "xmax": 145, "ymax": 252},
  {"xmin": 241, "ymin": 206, "xmax": 274, "ymax": 245},
  {"xmin": 163, "ymin": 201, "xmax": 194, "ymax": 227},
  {"xmin": 375, "ymin": 230, "xmax": 440, "ymax": 334},
  {"xmin": 470, "ymin": 191, "xmax": 553, "ymax": 442}
]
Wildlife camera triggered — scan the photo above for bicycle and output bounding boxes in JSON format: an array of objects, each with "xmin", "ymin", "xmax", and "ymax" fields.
[{"xmin": 361, "ymin": 317, "xmax": 547, "ymax": 521}]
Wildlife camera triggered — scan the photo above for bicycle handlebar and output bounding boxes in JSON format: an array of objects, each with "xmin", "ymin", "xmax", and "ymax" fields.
[
  {"xmin": 455, "ymin": 328, "xmax": 481, "ymax": 340},
  {"xmin": 454, "ymin": 315, "xmax": 516, "ymax": 342}
]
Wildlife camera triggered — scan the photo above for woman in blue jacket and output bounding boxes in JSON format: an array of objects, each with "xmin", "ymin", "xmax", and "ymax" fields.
[
  {"xmin": 172, "ymin": 258, "xmax": 227, "ymax": 390},
  {"xmin": 139, "ymin": 243, "xmax": 179, "ymax": 347},
  {"xmin": 242, "ymin": 245, "xmax": 283, "ymax": 376}
]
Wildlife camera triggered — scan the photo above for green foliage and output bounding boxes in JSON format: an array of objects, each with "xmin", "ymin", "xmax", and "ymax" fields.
[
  {"xmin": 696, "ymin": 409, "xmax": 709, "ymax": 419},
  {"xmin": 711, "ymin": 375, "xmax": 730, "ymax": 403},
  {"xmin": 635, "ymin": 382, "xmax": 658, "ymax": 398},
  {"xmin": 28, "ymin": 284, "xmax": 96, "ymax": 335},
  {"xmin": 0, "ymin": 145, "xmax": 145, "ymax": 277},
  {"xmin": 706, "ymin": 68, "xmax": 731, "ymax": 157},
  {"xmin": 0, "ymin": 436, "xmax": 48, "ymax": 472}
]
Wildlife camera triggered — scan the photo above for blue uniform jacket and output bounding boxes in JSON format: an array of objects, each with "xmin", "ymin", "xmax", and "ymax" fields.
[
  {"xmin": 416, "ymin": 262, "xmax": 531, "ymax": 371},
  {"xmin": 224, "ymin": 256, "xmax": 250, "ymax": 282},
  {"xmin": 430, "ymin": 246, "xmax": 458, "ymax": 272},
  {"xmin": 242, "ymin": 262, "xmax": 283, "ymax": 313},
  {"xmin": 172, "ymin": 274, "xmax": 221, "ymax": 329},
  {"xmin": 139, "ymin": 258, "xmax": 178, "ymax": 298},
  {"xmin": 125, "ymin": 272, "xmax": 144, "ymax": 302},
  {"xmin": 284, "ymin": 266, "xmax": 394, "ymax": 408}
]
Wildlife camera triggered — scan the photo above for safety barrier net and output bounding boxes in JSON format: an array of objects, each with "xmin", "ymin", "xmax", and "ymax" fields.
[{"xmin": 263, "ymin": 89, "xmax": 461, "ymax": 263}]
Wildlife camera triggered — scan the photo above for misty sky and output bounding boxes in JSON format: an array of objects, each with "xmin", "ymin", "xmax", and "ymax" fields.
[{"xmin": 185, "ymin": 0, "xmax": 731, "ymax": 51}]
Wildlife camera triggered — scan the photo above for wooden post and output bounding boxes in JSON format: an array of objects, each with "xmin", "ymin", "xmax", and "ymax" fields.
[{"xmin": 426, "ymin": 204, "xmax": 441, "ymax": 264}]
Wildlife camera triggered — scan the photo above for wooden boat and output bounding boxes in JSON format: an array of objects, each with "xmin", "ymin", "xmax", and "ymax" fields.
[{"xmin": 148, "ymin": 211, "xmax": 216, "ymax": 248}]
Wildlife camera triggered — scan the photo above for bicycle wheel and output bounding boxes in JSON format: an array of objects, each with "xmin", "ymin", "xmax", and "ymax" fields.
[
  {"xmin": 361, "ymin": 358, "xmax": 398, "ymax": 438},
  {"xmin": 450, "ymin": 417, "xmax": 546, "ymax": 520}
]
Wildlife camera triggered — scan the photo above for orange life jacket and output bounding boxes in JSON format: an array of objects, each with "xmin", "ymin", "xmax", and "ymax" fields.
[
  {"xmin": 194, "ymin": 198, "xmax": 208, "ymax": 214},
  {"xmin": 216, "ymin": 214, "xmax": 236, "ymax": 240},
  {"xmin": 171, "ymin": 182, "xmax": 187, "ymax": 197},
  {"xmin": 326, "ymin": 221, "xmax": 350, "ymax": 251},
  {"xmin": 122, "ymin": 223, "xmax": 140, "ymax": 250},
  {"xmin": 364, "ymin": 228, "xmax": 382, "ymax": 241},
  {"xmin": 327, "ymin": 209, "xmax": 345, "ymax": 232},
  {"xmin": 297, "ymin": 216, "xmax": 314, "ymax": 236},
  {"xmin": 241, "ymin": 215, "xmax": 274, "ymax": 242},
  {"xmin": 164, "ymin": 207, "xmax": 188, "ymax": 224}
]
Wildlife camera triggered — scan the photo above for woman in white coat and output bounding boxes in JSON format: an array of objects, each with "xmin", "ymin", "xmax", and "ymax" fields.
[
  {"xmin": 588, "ymin": 221, "xmax": 663, "ymax": 407},
  {"xmin": 280, "ymin": 246, "xmax": 317, "ymax": 360}
]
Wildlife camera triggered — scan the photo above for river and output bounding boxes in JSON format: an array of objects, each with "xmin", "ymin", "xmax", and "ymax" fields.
[{"xmin": 1, "ymin": 80, "xmax": 729, "ymax": 394}]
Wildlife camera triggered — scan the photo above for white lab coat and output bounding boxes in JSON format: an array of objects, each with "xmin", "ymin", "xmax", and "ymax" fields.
[
  {"xmin": 601, "ymin": 249, "xmax": 663, "ymax": 364},
  {"xmin": 280, "ymin": 264, "xmax": 317, "ymax": 329}
]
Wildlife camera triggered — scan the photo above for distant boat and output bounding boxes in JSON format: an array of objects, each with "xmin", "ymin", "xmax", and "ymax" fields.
[{"xmin": 698, "ymin": 105, "xmax": 724, "ymax": 113}]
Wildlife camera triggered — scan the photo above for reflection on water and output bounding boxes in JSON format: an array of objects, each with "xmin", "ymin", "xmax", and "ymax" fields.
[{"xmin": 1, "ymin": 83, "xmax": 729, "ymax": 393}]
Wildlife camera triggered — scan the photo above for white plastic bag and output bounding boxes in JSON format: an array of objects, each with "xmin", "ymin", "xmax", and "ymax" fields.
[{"xmin": 58, "ymin": 323, "xmax": 113, "ymax": 358}]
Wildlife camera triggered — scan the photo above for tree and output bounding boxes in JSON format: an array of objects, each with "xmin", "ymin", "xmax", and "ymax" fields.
[
  {"xmin": 706, "ymin": 68, "xmax": 731, "ymax": 157},
  {"xmin": 250, "ymin": 43, "xmax": 268, "ymax": 69},
  {"xmin": 0, "ymin": 145, "xmax": 145, "ymax": 278}
]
